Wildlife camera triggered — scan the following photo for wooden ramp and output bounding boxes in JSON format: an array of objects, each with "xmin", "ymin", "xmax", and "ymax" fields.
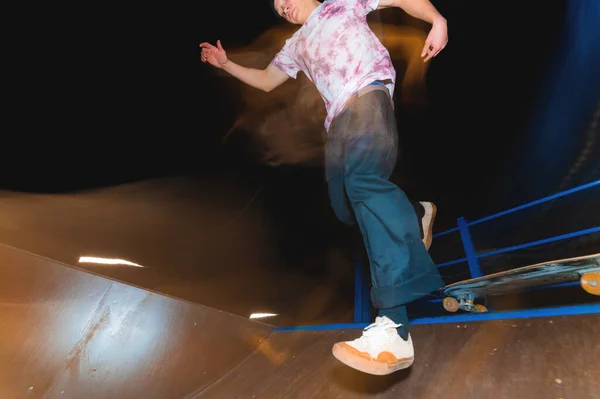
[
  {"xmin": 200, "ymin": 317, "xmax": 598, "ymax": 399},
  {"xmin": 1, "ymin": 244, "xmax": 598, "ymax": 399}
]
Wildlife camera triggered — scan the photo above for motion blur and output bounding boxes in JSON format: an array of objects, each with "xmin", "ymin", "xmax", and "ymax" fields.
[{"xmin": 218, "ymin": 23, "xmax": 430, "ymax": 167}]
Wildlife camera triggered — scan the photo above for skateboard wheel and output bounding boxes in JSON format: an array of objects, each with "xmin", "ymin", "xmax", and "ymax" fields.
[
  {"xmin": 474, "ymin": 304, "xmax": 488, "ymax": 313},
  {"xmin": 580, "ymin": 272, "xmax": 600, "ymax": 296},
  {"xmin": 443, "ymin": 297, "xmax": 459, "ymax": 313}
]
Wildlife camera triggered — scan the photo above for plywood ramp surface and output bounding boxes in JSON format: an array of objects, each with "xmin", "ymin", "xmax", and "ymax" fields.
[
  {"xmin": 199, "ymin": 316, "xmax": 599, "ymax": 399},
  {"xmin": 1, "ymin": 243, "xmax": 598, "ymax": 399},
  {"xmin": 0, "ymin": 244, "xmax": 273, "ymax": 399}
]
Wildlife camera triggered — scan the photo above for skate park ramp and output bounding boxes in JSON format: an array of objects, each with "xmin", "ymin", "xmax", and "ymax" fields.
[{"xmin": 2, "ymin": 243, "xmax": 598, "ymax": 399}]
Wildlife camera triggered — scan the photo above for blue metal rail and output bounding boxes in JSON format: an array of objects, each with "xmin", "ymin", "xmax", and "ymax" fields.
[
  {"xmin": 433, "ymin": 179, "xmax": 600, "ymax": 238},
  {"xmin": 274, "ymin": 303, "xmax": 600, "ymax": 332},
  {"xmin": 274, "ymin": 180, "xmax": 599, "ymax": 332},
  {"xmin": 351, "ymin": 180, "xmax": 599, "ymax": 323},
  {"xmin": 435, "ymin": 180, "xmax": 599, "ymax": 284}
]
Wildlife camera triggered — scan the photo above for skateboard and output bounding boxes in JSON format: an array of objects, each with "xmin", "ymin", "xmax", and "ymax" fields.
[{"xmin": 438, "ymin": 253, "xmax": 600, "ymax": 313}]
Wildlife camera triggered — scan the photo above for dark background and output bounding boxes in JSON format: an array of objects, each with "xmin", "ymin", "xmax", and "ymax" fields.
[{"xmin": 7, "ymin": 1, "xmax": 597, "ymax": 204}]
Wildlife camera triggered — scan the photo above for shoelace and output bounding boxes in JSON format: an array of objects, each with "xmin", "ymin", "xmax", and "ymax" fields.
[{"xmin": 362, "ymin": 319, "xmax": 402, "ymax": 338}]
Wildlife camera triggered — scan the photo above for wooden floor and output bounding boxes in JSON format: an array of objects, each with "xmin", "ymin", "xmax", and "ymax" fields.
[
  {"xmin": 199, "ymin": 316, "xmax": 599, "ymax": 399},
  {"xmin": 1, "ymin": 243, "xmax": 598, "ymax": 399},
  {"xmin": 0, "ymin": 244, "xmax": 273, "ymax": 399}
]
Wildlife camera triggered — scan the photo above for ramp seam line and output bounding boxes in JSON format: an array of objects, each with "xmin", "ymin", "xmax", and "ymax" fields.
[{"xmin": 0, "ymin": 242, "xmax": 275, "ymax": 328}]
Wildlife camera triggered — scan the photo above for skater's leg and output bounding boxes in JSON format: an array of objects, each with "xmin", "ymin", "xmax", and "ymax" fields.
[
  {"xmin": 339, "ymin": 90, "xmax": 443, "ymax": 309},
  {"xmin": 330, "ymin": 88, "xmax": 443, "ymax": 376}
]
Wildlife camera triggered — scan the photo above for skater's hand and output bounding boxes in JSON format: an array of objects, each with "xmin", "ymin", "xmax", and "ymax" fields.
[
  {"xmin": 200, "ymin": 40, "xmax": 229, "ymax": 69},
  {"xmin": 421, "ymin": 18, "xmax": 448, "ymax": 62}
]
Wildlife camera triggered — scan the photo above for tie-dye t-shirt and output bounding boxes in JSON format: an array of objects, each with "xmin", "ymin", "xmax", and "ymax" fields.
[{"xmin": 272, "ymin": 0, "xmax": 396, "ymax": 131}]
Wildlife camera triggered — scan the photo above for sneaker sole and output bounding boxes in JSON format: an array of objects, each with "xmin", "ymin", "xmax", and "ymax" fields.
[
  {"xmin": 332, "ymin": 342, "xmax": 414, "ymax": 376},
  {"xmin": 420, "ymin": 202, "xmax": 437, "ymax": 250}
]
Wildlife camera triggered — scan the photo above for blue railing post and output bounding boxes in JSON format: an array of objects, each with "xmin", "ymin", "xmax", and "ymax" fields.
[
  {"xmin": 354, "ymin": 254, "xmax": 372, "ymax": 323},
  {"xmin": 277, "ymin": 180, "xmax": 599, "ymax": 332},
  {"xmin": 362, "ymin": 276, "xmax": 371, "ymax": 322},
  {"xmin": 457, "ymin": 217, "xmax": 483, "ymax": 278},
  {"xmin": 353, "ymin": 256, "xmax": 363, "ymax": 323}
]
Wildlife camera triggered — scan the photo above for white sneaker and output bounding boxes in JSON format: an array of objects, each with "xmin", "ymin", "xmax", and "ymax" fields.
[
  {"xmin": 332, "ymin": 316, "xmax": 414, "ymax": 375},
  {"xmin": 419, "ymin": 201, "xmax": 437, "ymax": 250}
]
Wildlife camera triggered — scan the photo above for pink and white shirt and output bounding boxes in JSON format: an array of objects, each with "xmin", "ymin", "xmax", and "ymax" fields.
[{"xmin": 272, "ymin": 0, "xmax": 396, "ymax": 131}]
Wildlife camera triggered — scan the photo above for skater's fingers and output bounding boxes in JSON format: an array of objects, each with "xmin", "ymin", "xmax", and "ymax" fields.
[{"xmin": 199, "ymin": 42, "xmax": 216, "ymax": 50}]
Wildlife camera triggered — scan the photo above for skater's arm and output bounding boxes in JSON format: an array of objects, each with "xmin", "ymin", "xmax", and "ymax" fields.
[
  {"xmin": 223, "ymin": 62, "xmax": 290, "ymax": 92},
  {"xmin": 376, "ymin": 0, "xmax": 448, "ymax": 62},
  {"xmin": 200, "ymin": 40, "xmax": 289, "ymax": 92}
]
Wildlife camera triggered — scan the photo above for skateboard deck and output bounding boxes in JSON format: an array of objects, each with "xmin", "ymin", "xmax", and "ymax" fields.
[{"xmin": 438, "ymin": 253, "xmax": 600, "ymax": 313}]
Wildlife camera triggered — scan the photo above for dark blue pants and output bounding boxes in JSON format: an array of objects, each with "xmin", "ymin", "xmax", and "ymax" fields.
[{"xmin": 325, "ymin": 88, "xmax": 444, "ymax": 312}]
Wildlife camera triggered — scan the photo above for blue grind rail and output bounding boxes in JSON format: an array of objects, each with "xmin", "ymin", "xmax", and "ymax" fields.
[
  {"xmin": 274, "ymin": 303, "xmax": 600, "ymax": 332},
  {"xmin": 475, "ymin": 226, "xmax": 600, "ymax": 260},
  {"xmin": 429, "ymin": 179, "xmax": 599, "ymax": 282},
  {"xmin": 434, "ymin": 226, "xmax": 599, "ymax": 269},
  {"xmin": 433, "ymin": 179, "xmax": 599, "ymax": 239},
  {"xmin": 343, "ymin": 180, "xmax": 598, "ymax": 325}
]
